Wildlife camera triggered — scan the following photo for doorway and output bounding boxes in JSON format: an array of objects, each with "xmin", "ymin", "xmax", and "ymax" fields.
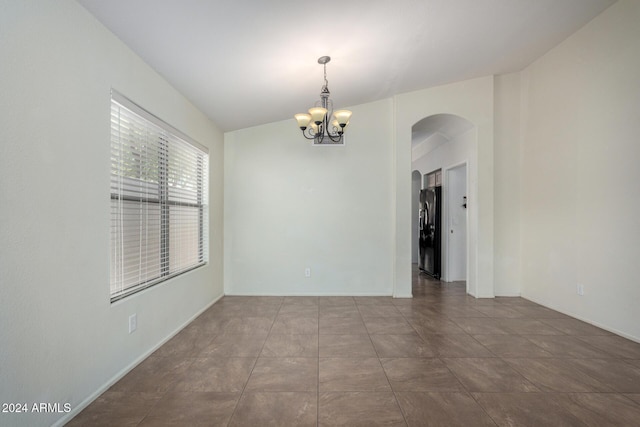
[
  {"xmin": 410, "ymin": 114, "xmax": 473, "ymax": 292},
  {"xmin": 444, "ymin": 163, "xmax": 467, "ymax": 286}
]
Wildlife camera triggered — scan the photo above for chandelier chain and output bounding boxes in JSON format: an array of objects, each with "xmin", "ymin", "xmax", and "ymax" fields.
[{"xmin": 323, "ymin": 62, "xmax": 328, "ymax": 88}]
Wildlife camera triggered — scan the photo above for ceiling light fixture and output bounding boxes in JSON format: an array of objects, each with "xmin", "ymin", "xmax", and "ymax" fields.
[{"xmin": 294, "ymin": 56, "xmax": 352, "ymax": 145}]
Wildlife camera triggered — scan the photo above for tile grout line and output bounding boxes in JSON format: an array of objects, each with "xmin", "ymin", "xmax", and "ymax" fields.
[{"xmin": 224, "ymin": 297, "xmax": 284, "ymax": 426}]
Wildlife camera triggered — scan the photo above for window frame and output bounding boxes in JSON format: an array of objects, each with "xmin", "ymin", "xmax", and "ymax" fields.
[{"xmin": 110, "ymin": 90, "xmax": 209, "ymax": 302}]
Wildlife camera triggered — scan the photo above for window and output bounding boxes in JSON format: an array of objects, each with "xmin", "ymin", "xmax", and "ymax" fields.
[{"xmin": 110, "ymin": 90, "xmax": 209, "ymax": 302}]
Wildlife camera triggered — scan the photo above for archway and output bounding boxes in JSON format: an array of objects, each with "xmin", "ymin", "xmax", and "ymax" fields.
[
  {"xmin": 411, "ymin": 114, "xmax": 475, "ymax": 294},
  {"xmin": 391, "ymin": 77, "xmax": 495, "ymax": 300}
]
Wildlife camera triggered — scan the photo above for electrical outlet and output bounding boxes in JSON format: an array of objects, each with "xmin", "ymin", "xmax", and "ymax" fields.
[
  {"xmin": 577, "ymin": 284, "xmax": 584, "ymax": 296},
  {"xmin": 305, "ymin": 268, "xmax": 311, "ymax": 278},
  {"xmin": 128, "ymin": 313, "xmax": 137, "ymax": 333}
]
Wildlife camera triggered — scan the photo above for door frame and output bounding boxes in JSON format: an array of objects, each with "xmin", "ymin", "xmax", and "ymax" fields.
[{"xmin": 443, "ymin": 161, "xmax": 469, "ymax": 292}]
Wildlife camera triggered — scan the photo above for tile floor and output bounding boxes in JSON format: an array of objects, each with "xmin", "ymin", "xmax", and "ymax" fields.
[{"xmin": 68, "ymin": 268, "xmax": 640, "ymax": 426}]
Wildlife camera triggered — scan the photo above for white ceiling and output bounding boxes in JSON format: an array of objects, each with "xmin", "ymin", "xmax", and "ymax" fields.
[{"xmin": 76, "ymin": 0, "xmax": 616, "ymax": 132}]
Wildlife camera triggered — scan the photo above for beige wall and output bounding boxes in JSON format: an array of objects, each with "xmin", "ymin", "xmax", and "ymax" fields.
[
  {"xmin": 493, "ymin": 72, "xmax": 523, "ymax": 296},
  {"xmin": 224, "ymin": 99, "xmax": 395, "ymax": 296},
  {"xmin": 518, "ymin": 0, "xmax": 640, "ymax": 341},
  {"xmin": 0, "ymin": 2, "xmax": 224, "ymax": 426}
]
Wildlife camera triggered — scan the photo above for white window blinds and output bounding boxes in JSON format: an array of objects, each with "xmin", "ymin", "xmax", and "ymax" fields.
[{"xmin": 110, "ymin": 90, "xmax": 209, "ymax": 302}]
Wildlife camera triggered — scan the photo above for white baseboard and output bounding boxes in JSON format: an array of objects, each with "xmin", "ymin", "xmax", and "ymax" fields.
[
  {"xmin": 52, "ymin": 293, "xmax": 223, "ymax": 427},
  {"xmin": 520, "ymin": 294, "xmax": 640, "ymax": 344},
  {"xmin": 223, "ymin": 292, "xmax": 393, "ymax": 297}
]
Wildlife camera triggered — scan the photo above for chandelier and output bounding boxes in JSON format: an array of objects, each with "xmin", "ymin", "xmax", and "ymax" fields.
[{"xmin": 294, "ymin": 56, "xmax": 352, "ymax": 144}]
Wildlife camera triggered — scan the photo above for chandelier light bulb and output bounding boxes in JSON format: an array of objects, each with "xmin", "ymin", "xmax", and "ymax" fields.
[
  {"xmin": 333, "ymin": 110, "xmax": 352, "ymax": 127},
  {"xmin": 294, "ymin": 113, "xmax": 312, "ymax": 130},
  {"xmin": 308, "ymin": 107, "xmax": 328, "ymax": 125}
]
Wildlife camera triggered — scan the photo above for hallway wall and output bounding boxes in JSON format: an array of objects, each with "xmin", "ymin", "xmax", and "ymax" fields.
[{"xmin": 412, "ymin": 127, "xmax": 474, "ymax": 284}]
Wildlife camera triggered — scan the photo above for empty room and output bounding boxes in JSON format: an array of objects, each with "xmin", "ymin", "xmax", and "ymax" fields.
[{"xmin": 1, "ymin": 0, "xmax": 639, "ymax": 426}]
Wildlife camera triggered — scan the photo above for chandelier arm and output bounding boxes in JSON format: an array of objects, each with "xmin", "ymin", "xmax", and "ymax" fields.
[
  {"xmin": 325, "ymin": 132, "xmax": 343, "ymax": 143},
  {"xmin": 326, "ymin": 117, "xmax": 342, "ymax": 136},
  {"xmin": 301, "ymin": 128, "xmax": 316, "ymax": 140}
]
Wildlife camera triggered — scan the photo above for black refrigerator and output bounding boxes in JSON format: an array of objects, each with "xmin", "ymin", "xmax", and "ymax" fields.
[{"xmin": 418, "ymin": 186, "xmax": 442, "ymax": 278}]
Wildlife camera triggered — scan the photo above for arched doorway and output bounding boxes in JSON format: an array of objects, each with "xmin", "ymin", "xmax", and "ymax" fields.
[
  {"xmin": 411, "ymin": 114, "xmax": 474, "ymax": 293},
  {"xmin": 391, "ymin": 77, "xmax": 494, "ymax": 300}
]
